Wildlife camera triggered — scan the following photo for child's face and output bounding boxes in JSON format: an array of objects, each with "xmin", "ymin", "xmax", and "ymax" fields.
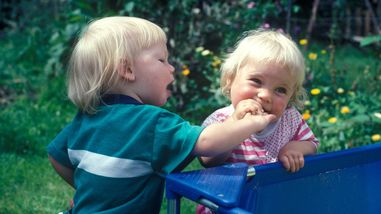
[
  {"xmin": 131, "ymin": 42, "xmax": 175, "ymax": 106},
  {"xmin": 230, "ymin": 62, "xmax": 295, "ymax": 120}
]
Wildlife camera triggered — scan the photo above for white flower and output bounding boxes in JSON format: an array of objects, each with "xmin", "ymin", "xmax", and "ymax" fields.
[
  {"xmin": 195, "ymin": 46, "xmax": 204, "ymax": 52},
  {"xmin": 192, "ymin": 8, "xmax": 200, "ymax": 14},
  {"xmin": 374, "ymin": 112, "xmax": 381, "ymax": 119},
  {"xmin": 201, "ymin": 49, "xmax": 210, "ymax": 56}
]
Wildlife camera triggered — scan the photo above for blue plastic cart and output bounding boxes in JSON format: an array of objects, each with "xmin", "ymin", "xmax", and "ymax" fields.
[{"xmin": 166, "ymin": 143, "xmax": 381, "ymax": 214}]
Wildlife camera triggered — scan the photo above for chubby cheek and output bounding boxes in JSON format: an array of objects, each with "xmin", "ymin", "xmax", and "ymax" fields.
[
  {"xmin": 231, "ymin": 86, "xmax": 256, "ymax": 107},
  {"xmin": 272, "ymin": 99, "xmax": 289, "ymax": 119}
]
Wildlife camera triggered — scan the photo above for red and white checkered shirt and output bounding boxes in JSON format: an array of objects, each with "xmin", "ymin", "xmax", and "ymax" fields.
[{"xmin": 202, "ymin": 105, "xmax": 319, "ymax": 165}]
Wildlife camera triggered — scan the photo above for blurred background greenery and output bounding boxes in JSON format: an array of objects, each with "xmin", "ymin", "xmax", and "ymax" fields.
[{"xmin": 0, "ymin": 0, "xmax": 380, "ymax": 213}]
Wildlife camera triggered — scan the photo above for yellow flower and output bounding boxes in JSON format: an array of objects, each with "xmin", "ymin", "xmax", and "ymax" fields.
[
  {"xmin": 182, "ymin": 68, "xmax": 190, "ymax": 76},
  {"xmin": 328, "ymin": 117, "xmax": 337, "ymax": 123},
  {"xmin": 340, "ymin": 106, "xmax": 350, "ymax": 114},
  {"xmin": 212, "ymin": 57, "xmax": 221, "ymax": 68},
  {"xmin": 299, "ymin": 39, "xmax": 308, "ymax": 46},
  {"xmin": 371, "ymin": 134, "xmax": 381, "ymax": 142},
  {"xmin": 302, "ymin": 111, "xmax": 311, "ymax": 120},
  {"xmin": 201, "ymin": 49, "xmax": 211, "ymax": 56},
  {"xmin": 348, "ymin": 91, "xmax": 356, "ymax": 96},
  {"xmin": 310, "ymin": 88, "xmax": 321, "ymax": 95},
  {"xmin": 337, "ymin": 88, "xmax": 345, "ymax": 94},
  {"xmin": 308, "ymin": 52, "xmax": 318, "ymax": 60},
  {"xmin": 321, "ymin": 49, "xmax": 327, "ymax": 54},
  {"xmin": 304, "ymin": 100, "xmax": 311, "ymax": 106}
]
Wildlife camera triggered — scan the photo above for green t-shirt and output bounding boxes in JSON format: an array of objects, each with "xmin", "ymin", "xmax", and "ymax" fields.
[{"xmin": 48, "ymin": 95, "xmax": 203, "ymax": 213}]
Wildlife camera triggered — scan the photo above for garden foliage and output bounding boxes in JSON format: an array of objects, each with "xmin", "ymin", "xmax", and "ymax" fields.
[{"xmin": 1, "ymin": 0, "xmax": 380, "ymax": 156}]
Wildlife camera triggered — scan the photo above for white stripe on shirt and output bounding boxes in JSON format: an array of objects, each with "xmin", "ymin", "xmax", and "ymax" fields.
[
  {"xmin": 230, "ymin": 153, "xmax": 267, "ymax": 161},
  {"xmin": 68, "ymin": 149, "xmax": 153, "ymax": 178},
  {"xmin": 240, "ymin": 145, "xmax": 266, "ymax": 152}
]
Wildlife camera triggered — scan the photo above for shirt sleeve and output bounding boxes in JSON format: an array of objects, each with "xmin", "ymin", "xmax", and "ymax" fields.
[
  {"xmin": 292, "ymin": 110, "xmax": 319, "ymax": 148},
  {"xmin": 201, "ymin": 108, "xmax": 230, "ymax": 127},
  {"xmin": 151, "ymin": 110, "xmax": 204, "ymax": 174},
  {"xmin": 47, "ymin": 123, "xmax": 74, "ymax": 169}
]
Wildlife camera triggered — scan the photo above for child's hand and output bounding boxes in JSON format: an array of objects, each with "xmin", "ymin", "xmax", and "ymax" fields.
[
  {"xmin": 278, "ymin": 143, "xmax": 305, "ymax": 173},
  {"xmin": 232, "ymin": 99, "xmax": 264, "ymax": 120},
  {"xmin": 230, "ymin": 99, "xmax": 276, "ymax": 132},
  {"xmin": 244, "ymin": 112, "xmax": 276, "ymax": 133}
]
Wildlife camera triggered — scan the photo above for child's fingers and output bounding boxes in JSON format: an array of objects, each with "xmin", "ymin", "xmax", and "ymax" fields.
[
  {"xmin": 262, "ymin": 114, "xmax": 276, "ymax": 123},
  {"xmin": 298, "ymin": 156, "xmax": 305, "ymax": 169},
  {"xmin": 284, "ymin": 154, "xmax": 302, "ymax": 172},
  {"xmin": 279, "ymin": 155, "xmax": 290, "ymax": 171},
  {"xmin": 288, "ymin": 156, "xmax": 296, "ymax": 172},
  {"xmin": 292, "ymin": 155, "xmax": 304, "ymax": 172},
  {"xmin": 234, "ymin": 100, "xmax": 264, "ymax": 120},
  {"xmin": 279, "ymin": 152, "xmax": 305, "ymax": 173},
  {"xmin": 243, "ymin": 112, "xmax": 252, "ymax": 118},
  {"xmin": 240, "ymin": 99, "xmax": 263, "ymax": 114}
]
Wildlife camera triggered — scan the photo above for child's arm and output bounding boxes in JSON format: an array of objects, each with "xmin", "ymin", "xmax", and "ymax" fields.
[
  {"xmin": 193, "ymin": 113, "xmax": 274, "ymax": 156},
  {"xmin": 198, "ymin": 152, "xmax": 232, "ymax": 167},
  {"xmin": 48, "ymin": 155, "xmax": 75, "ymax": 188},
  {"xmin": 193, "ymin": 99, "xmax": 274, "ymax": 157},
  {"xmin": 198, "ymin": 99, "xmax": 266, "ymax": 167},
  {"xmin": 278, "ymin": 140, "xmax": 317, "ymax": 173}
]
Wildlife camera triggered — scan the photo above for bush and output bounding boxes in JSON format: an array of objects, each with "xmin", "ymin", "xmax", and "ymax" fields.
[
  {"xmin": 300, "ymin": 41, "xmax": 381, "ymax": 152},
  {"xmin": 0, "ymin": 0, "xmax": 380, "ymax": 155}
]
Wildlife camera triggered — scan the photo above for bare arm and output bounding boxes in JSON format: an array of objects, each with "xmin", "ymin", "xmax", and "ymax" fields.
[
  {"xmin": 193, "ymin": 114, "xmax": 273, "ymax": 156},
  {"xmin": 198, "ymin": 152, "xmax": 232, "ymax": 168},
  {"xmin": 193, "ymin": 100, "xmax": 276, "ymax": 157},
  {"xmin": 48, "ymin": 155, "xmax": 75, "ymax": 188},
  {"xmin": 278, "ymin": 140, "xmax": 317, "ymax": 173},
  {"xmin": 198, "ymin": 99, "xmax": 267, "ymax": 167}
]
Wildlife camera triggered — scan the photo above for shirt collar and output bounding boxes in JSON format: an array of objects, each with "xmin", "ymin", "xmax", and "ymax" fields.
[{"xmin": 100, "ymin": 94, "xmax": 143, "ymax": 105}]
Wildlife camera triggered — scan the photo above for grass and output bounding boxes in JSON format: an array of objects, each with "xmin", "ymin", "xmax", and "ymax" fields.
[
  {"xmin": 0, "ymin": 153, "xmax": 74, "ymax": 213},
  {"xmin": 0, "ymin": 152, "xmax": 202, "ymax": 213}
]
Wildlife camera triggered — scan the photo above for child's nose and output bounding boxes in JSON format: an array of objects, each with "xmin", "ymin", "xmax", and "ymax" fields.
[
  {"xmin": 257, "ymin": 89, "xmax": 271, "ymax": 103},
  {"xmin": 168, "ymin": 63, "xmax": 175, "ymax": 73}
]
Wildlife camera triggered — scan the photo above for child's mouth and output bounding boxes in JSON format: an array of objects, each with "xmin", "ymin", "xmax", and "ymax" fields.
[
  {"xmin": 262, "ymin": 108, "xmax": 271, "ymax": 115},
  {"xmin": 167, "ymin": 81, "xmax": 175, "ymax": 93}
]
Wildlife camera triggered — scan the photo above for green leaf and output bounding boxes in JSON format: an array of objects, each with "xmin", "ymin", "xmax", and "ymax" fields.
[
  {"xmin": 124, "ymin": 2, "xmax": 135, "ymax": 12},
  {"xmin": 349, "ymin": 114, "xmax": 370, "ymax": 123},
  {"xmin": 371, "ymin": 115, "xmax": 381, "ymax": 124},
  {"xmin": 360, "ymin": 35, "xmax": 381, "ymax": 47}
]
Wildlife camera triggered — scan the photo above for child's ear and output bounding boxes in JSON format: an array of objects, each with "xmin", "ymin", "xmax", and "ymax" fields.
[
  {"xmin": 117, "ymin": 60, "xmax": 135, "ymax": 81},
  {"xmin": 226, "ymin": 79, "xmax": 231, "ymax": 87},
  {"xmin": 225, "ymin": 79, "xmax": 232, "ymax": 96}
]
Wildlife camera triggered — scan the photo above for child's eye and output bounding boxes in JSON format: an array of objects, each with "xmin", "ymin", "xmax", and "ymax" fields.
[
  {"xmin": 159, "ymin": 59, "xmax": 165, "ymax": 63},
  {"xmin": 251, "ymin": 78, "xmax": 261, "ymax": 84},
  {"xmin": 275, "ymin": 87, "xmax": 287, "ymax": 94}
]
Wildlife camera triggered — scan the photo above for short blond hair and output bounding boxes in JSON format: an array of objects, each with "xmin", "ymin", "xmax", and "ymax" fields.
[
  {"xmin": 67, "ymin": 16, "xmax": 167, "ymax": 114},
  {"xmin": 220, "ymin": 29, "xmax": 307, "ymax": 109}
]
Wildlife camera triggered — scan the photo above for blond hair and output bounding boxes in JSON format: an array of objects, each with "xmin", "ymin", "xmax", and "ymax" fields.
[
  {"xmin": 220, "ymin": 29, "xmax": 307, "ymax": 109},
  {"xmin": 67, "ymin": 16, "xmax": 167, "ymax": 114}
]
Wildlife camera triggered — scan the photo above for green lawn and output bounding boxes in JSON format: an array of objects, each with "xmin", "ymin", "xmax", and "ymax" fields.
[
  {"xmin": 0, "ymin": 152, "xmax": 203, "ymax": 213},
  {"xmin": 0, "ymin": 153, "xmax": 74, "ymax": 213}
]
